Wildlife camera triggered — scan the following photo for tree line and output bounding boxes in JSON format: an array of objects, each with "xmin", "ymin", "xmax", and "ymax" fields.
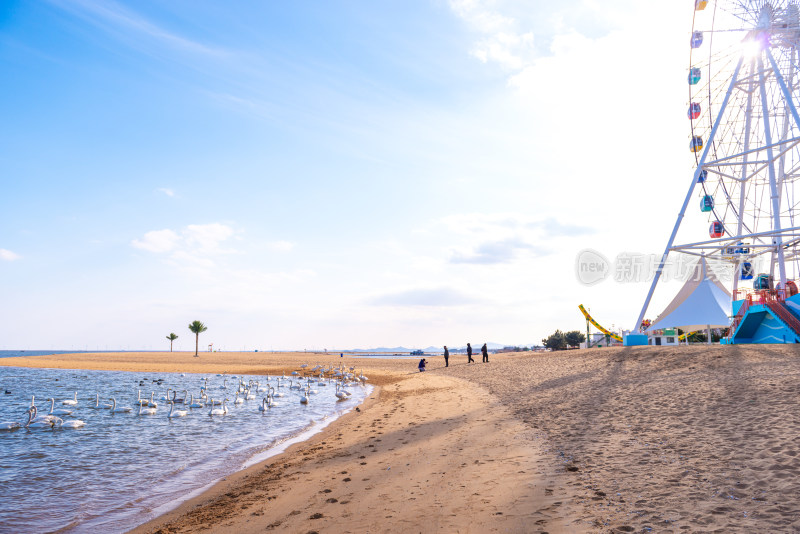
[{"xmin": 541, "ymin": 330, "xmax": 585, "ymax": 350}]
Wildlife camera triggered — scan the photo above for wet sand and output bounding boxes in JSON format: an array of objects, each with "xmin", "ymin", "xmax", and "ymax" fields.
[
  {"xmin": 4, "ymin": 345, "xmax": 800, "ymax": 532},
  {"xmin": 1, "ymin": 351, "xmax": 579, "ymax": 533}
]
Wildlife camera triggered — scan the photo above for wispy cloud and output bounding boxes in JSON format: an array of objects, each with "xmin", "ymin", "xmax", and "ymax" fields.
[
  {"xmin": 369, "ymin": 287, "xmax": 478, "ymax": 307},
  {"xmin": 49, "ymin": 0, "xmax": 230, "ymax": 58},
  {"xmin": 157, "ymin": 187, "xmax": 175, "ymax": 197},
  {"xmin": 439, "ymin": 214, "xmax": 590, "ymax": 265},
  {"xmin": 532, "ymin": 217, "xmax": 593, "ymax": 237},
  {"xmin": 0, "ymin": 249, "xmax": 21, "ymax": 261},
  {"xmin": 448, "ymin": 0, "xmax": 535, "ymax": 71},
  {"xmin": 267, "ymin": 240, "xmax": 295, "ymax": 252},
  {"xmin": 449, "ymin": 237, "xmax": 536, "ymax": 264},
  {"xmin": 132, "ymin": 223, "xmax": 236, "ymax": 257},
  {"xmin": 131, "ymin": 229, "xmax": 181, "ymax": 253}
]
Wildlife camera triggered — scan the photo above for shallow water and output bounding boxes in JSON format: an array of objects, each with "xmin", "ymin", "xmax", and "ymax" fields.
[
  {"xmin": 0, "ymin": 366, "xmax": 370, "ymax": 533},
  {"xmin": 0, "ymin": 350, "xmax": 112, "ymax": 359}
]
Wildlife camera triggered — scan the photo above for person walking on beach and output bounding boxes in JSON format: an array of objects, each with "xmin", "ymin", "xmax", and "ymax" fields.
[
  {"xmin": 467, "ymin": 343, "xmax": 474, "ymax": 363},
  {"xmin": 418, "ymin": 358, "xmax": 427, "ymax": 372},
  {"xmin": 443, "ymin": 346, "xmax": 449, "ymax": 367},
  {"xmin": 481, "ymin": 343, "xmax": 489, "ymax": 363}
]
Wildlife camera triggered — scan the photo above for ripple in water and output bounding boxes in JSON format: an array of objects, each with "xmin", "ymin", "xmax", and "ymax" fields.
[{"xmin": 0, "ymin": 367, "xmax": 370, "ymax": 533}]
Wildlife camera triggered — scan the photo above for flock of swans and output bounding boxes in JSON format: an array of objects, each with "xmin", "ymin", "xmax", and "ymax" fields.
[{"xmin": 0, "ymin": 364, "xmax": 369, "ymax": 432}]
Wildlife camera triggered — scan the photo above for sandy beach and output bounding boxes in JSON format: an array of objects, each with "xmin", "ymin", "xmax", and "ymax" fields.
[{"xmin": 4, "ymin": 345, "xmax": 800, "ymax": 533}]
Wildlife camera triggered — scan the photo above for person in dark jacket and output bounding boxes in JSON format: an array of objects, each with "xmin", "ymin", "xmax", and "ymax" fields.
[
  {"xmin": 443, "ymin": 346, "xmax": 449, "ymax": 367},
  {"xmin": 418, "ymin": 358, "xmax": 427, "ymax": 372},
  {"xmin": 481, "ymin": 343, "xmax": 489, "ymax": 363},
  {"xmin": 467, "ymin": 343, "xmax": 474, "ymax": 363}
]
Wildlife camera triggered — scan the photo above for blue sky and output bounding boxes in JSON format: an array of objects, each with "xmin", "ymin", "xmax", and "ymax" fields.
[{"xmin": 1, "ymin": 0, "xmax": 695, "ymax": 350}]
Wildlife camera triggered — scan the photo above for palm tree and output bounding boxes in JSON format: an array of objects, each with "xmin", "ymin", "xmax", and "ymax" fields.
[
  {"xmin": 188, "ymin": 321, "xmax": 208, "ymax": 357},
  {"xmin": 166, "ymin": 333, "xmax": 178, "ymax": 352}
]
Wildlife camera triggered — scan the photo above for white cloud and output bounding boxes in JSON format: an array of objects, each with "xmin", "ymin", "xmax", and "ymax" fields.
[
  {"xmin": 449, "ymin": 0, "xmax": 535, "ymax": 71},
  {"xmin": 131, "ymin": 223, "xmax": 237, "ymax": 259},
  {"xmin": 183, "ymin": 223, "xmax": 236, "ymax": 255},
  {"xmin": 369, "ymin": 287, "xmax": 478, "ymax": 307},
  {"xmin": 268, "ymin": 240, "xmax": 295, "ymax": 252},
  {"xmin": 0, "ymin": 249, "xmax": 21, "ymax": 261},
  {"xmin": 157, "ymin": 187, "xmax": 175, "ymax": 197},
  {"xmin": 131, "ymin": 229, "xmax": 180, "ymax": 253},
  {"xmin": 450, "ymin": 238, "xmax": 537, "ymax": 264}
]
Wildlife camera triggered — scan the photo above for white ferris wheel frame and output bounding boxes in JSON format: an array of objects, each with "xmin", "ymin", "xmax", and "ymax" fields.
[{"xmin": 634, "ymin": 3, "xmax": 800, "ymax": 331}]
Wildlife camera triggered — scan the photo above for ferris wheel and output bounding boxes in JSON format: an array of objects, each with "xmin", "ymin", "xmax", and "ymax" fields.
[{"xmin": 635, "ymin": 0, "xmax": 800, "ymax": 329}]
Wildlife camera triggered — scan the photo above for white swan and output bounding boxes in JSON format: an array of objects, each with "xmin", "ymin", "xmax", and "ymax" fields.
[
  {"xmin": 208, "ymin": 398, "xmax": 227, "ymax": 416},
  {"xmin": 60, "ymin": 418, "xmax": 86, "ymax": 428},
  {"xmin": 91, "ymin": 393, "xmax": 112, "ymax": 409},
  {"xmin": 110, "ymin": 397, "xmax": 132, "ymax": 413},
  {"xmin": 300, "ymin": 386, "xmax": 310, "ymax": 404},
  {"xmin": 0, "ymin": 407, "xmax": 33, "ymax": 430},
  {"xmin": 167, "ymin": 401, "xmax": 188, "ymax": 418},
  {"xmin": 29, "ymin": 399, "xmax": 58, "ymax": 423},
  {"xmin": 258, "ymin": 397, "xmax": 268, "ymax": 412},
  {"xmin": 266, "ymin": 387, "xmax": 280, "ymax": 406},
  {"xmin": 26, "ymin": 407, "xmax": 59, "ymax": 428},
  {"xmin": 234, "ymin": 392, "xmax": 244, "ymax": 405},
  {"xmin": 61, "ymin": 392, "xmax": 78, "ymax": 406},
  {"xmin": 138, "ymin": 403, "xmax": 157, "ymax": 416},
  {"xmin": 160, "ymin": 388, "xmax": 173, "ymax": 402},
  {"xmin": 148, "ymin": 392, "xmax": 158, "ymax": 408},
  {"xmin": 48, "ymin": 398, "xmax": 73, "ymax": 417},
  {"xmin": 188, "ymin": 394, "xmax": 204, "ymax": 409},
  {"xmin": 219, "ymin": 379, "xmax": 228, "ymax": 390}
]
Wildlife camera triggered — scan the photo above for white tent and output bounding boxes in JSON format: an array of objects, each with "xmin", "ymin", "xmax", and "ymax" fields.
[{"xmin": 645, "ymin": 257, "xmax": 732, "ymax": 332}]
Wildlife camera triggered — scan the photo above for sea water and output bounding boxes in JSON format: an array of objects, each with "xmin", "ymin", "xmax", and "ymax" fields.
[{"xmin": 0, "ymin": 366, "xmax": 370, "ymax": 533}]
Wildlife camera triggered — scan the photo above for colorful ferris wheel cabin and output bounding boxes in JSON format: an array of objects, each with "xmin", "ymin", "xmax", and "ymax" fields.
[
  {"xmin": 695, "ymin": 0, "xmax": 708, "ymax": 10},
  {"xmin": 689, "ymin": 68, "xmax": 702, "ymax": 85},
  {"xmin": 688, "ymin": 102, "xmax": 701, "ymax": 119},
  {"xmin": 691, "ymin": 136, "xmax": 704, "ymax": 152},
  {"xmin": 700, "ymin": 195, "xmax": 714, "ymax": 212},
  {"xmin": 740, "ymin": 262, "xmax": 754, "ymax": 280},
  {"xmin": 709, "ymin": 220, "xmax": 724, "ymax": 238},
  {"xmin": 754, "ymin": 274, "xmax": 773, "ymax": 291},
  {"xmin": 691, "ymin": 31, "xmax": 704, "ymax": 48},
  {"xmin": 697, "ymin": 169, "xmax": 708, "ymax": 183}
]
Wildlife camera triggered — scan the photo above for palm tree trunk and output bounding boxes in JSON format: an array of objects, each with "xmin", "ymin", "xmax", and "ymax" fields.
[
  {"xmin": 170, "ymin": 340, "xmax": 173, "ymax": 352},
  {"xmin": 195, "ymin": 333, "xmax": 199, "ymax": 357}
]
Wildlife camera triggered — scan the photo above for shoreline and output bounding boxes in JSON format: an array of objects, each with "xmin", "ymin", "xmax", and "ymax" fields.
[
  {"xmin": 2, "ymin": 351, "xmax": 579, "ymax": 533},
  {"xmin": 11, "ymin": 346, "xmax": 796, "ymax": 532},
  {"xmin": 142, "ymin": 389, "xmax": 372, "ymax": 528},
  {"xmin": 130, "ymin": 386, "xmax": 386, "ymax": 534}
]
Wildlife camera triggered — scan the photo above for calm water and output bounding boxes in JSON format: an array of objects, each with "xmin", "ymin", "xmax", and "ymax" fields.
[
  {"xmin": 0, "ymin": 350, "xmax": 111, "ymax": 358},
  {"xmin": 0, "ymin": 366, "xmax": 370, "ymax": 533}
]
